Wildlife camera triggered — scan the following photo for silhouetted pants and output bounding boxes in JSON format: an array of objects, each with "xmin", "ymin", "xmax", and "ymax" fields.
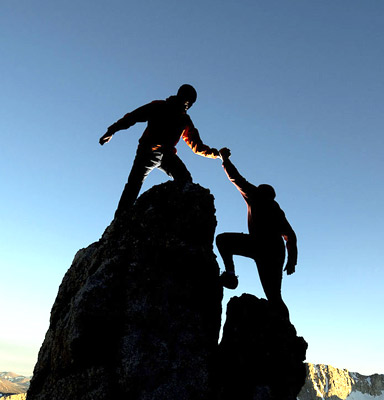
[
  {"xmin": 216, "ymin": 232, "xmax": 289, "ymax": 318},
  {"xmin": 116, "ymin": 146, "xmax": 192, "ymax": 215}
]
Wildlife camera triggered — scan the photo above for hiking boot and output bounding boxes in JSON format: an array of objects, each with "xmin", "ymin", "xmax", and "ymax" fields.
[{"xmin": 219, "ymin": 271, "xmax": 238, "ymax": 289}]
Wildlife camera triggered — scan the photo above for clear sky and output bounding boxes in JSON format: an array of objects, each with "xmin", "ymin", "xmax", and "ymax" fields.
[{"xmin": 1, "ymin": 0, "xmax": 383, "ymax": 377}]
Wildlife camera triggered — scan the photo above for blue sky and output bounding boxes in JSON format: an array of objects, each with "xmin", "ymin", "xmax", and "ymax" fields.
[{"xmin": 1, "ymin": 0, "xmax": 383, "ymax": 376}]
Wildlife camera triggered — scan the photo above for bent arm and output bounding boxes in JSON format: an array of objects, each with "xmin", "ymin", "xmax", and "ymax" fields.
[
  {"xmin": 282, "ymin": 219, "xmax": 298, "ymax": 274},
  {"xmin": 182, "ymin": 126, "xmax": 219, "ymax": 158}
]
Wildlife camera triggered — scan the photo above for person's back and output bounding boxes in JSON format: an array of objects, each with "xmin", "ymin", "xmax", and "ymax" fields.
[
  {"xmin": 244, "ymin": 189, "xmax": 291, "ymax": 241},
  {"xmin": 216, "ymin": 148, "xmax": 297, "ymax": 318}
]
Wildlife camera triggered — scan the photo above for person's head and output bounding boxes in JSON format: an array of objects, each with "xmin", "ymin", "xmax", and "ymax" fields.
[
  {"xmin": 177, "ymin": 84, "xmax": 197, "ymax": 110},
  {"xmin": 258, "ymin": 184, "xmax": 276, "ymax": 201}
]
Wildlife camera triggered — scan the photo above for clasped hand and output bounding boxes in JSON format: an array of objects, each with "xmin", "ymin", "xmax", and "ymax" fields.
[{"xmin": 219, "ymin": 147, "xmax": 231, "ymax": 161}]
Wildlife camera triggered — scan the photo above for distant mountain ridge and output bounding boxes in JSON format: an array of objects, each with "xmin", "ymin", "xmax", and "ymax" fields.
[
  {"xmin": 0, "ymin": 395, "xmax": 26, "ymax": 400},
  {"xmin": 298, "ymin": 363, "xmax": 384, "ymax": 400},
  {"xmin": 0, "ymin": 372, "xmax": 30, "ymax": 397},
  {"xmin": 1, "ymin": 364, "xmax": 383, "ymax": 399}
]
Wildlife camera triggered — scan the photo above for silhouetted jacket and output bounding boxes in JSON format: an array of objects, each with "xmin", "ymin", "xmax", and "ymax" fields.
[
  {"xmin": 108, "ymin": 96, "xmax": 218, "ymax": 158},
  {"xmin": 222, "ymin": 158, "xmax": 297, "ymax": 264}
]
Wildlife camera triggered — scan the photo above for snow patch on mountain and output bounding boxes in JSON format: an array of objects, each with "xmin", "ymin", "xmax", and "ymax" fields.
[
  {"xmin": 298, "ymin": 364, "xmax": 384, "ymax": 400},
  {"xmin": 347, "ymin": 390, "xmax": 384, "ymax": 400}
]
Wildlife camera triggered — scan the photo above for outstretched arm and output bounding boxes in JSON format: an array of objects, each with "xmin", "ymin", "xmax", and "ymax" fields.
[
  {"xmin": 99, "ymin": 102, "xmax": 155, "ymax": 145},
  {"xmin": 182, "ymin": 125, "xmax": 219, "ymax": 158},
  {"xmin": 219, "ymin": 147, "xmax": 256, "ymax": 197}
]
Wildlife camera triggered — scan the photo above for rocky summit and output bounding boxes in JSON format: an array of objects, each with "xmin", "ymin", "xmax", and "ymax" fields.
[
  {"xmin": 218, "ymin": 294, "xmax": 308, "ymax": 400},
  {"xmin": 27, "ymin": 181, "xmax": 307, "ymax": 400}
]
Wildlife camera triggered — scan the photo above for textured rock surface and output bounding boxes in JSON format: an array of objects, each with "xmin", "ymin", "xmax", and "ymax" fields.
[
  {"xmin": 299, "ymin": 364, "xmax": 355, "ymax": 400},
  {"xmin": 27, "ymin": 181, "xmax": 309, "ymax": 400},
  {"xmin": 298, "ymin": 363, "xmax": 384, "ymax": 400},
  {"xmin": 351, "ymin": 371, "xmax": 384, "ymax": 397},
  {"xmin": 217, "ymin": 293, "xmax": 308, "ymax": 400},
  {"xmin": 27, "ymin": 182, "xmax": 223, "ymax": 400}
]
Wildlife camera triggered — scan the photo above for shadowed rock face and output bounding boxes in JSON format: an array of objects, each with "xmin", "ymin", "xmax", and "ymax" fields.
[
  {"xmin": 27, "ymin": 182, "xmax": 223, "ymax": 400},
  {"xmin": 28, "ymin": 181, "xmax": 307, "ymax": 400},
  {"xmin": 217, "ymin": 294, "xmax": 308, "ymax": 400}
]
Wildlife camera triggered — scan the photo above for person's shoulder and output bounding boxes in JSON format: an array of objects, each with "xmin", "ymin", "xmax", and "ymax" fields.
[
  {"xmin": 246, "ymin": 185, "xmax": 259, "ymax": 200},
  {"xmin": 150, "ymin": 99, "xmax": 166, "ymax": 106},
  {"xmin": 184, "ymin": 113, "xmax": 193, "ymax": 125},
  {"xmin": 144, "ymin": 100, "xmax": 166, "ymax": 114}
]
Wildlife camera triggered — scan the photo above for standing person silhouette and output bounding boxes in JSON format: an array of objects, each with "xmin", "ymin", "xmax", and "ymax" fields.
[
  {"xmin": 99, "ymin": 84, "xmax": 219, "ymax": 216},
  {"xmin": 216, "ymin": 148, "xmax": 297, "ymax": 318}
]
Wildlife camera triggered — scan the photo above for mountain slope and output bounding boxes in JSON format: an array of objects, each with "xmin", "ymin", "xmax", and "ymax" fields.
[
  {"xmin": 298, "ymin": 364, "xmax": 384, "ymax": 400},
  {"xmin": 0, "ymin": 372, "xmax": 30, "ymax": 396}
]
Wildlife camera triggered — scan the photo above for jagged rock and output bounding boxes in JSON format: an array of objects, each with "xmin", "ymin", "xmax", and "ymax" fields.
[
  {"xmin": 27, "ymin": 182, "xmax": 223, "ymax": 400},
  {"xmin": 351, "ymin": 371, "xmax": 384, "ymax": 397},
  {"xmin": 298, "ymin": 363, "xmax": 384, "ymax": 399},
  {"xmin": 217, "ymin": 293, "xmax": 308, "ymax": 400},
  {"xmin": 28, "ymin": 181, "xmax": 309, "ymax": 400},
  {"xmin": 299, "ymin": 364, "xmax": 354, "ymax": 400}
]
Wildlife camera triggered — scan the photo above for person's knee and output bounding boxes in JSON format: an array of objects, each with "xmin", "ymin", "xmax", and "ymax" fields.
[{"xmin": 216, "ymin": 233, "xmax": 227, "ymax": 250}]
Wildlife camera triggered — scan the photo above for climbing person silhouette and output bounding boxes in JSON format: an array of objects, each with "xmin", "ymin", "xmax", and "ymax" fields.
[
  {"xmin": 216, "ymin": 148, "xmax": 297, "ymax": 318},
  {"xmin": 99, "ymin": 84, "xmax": 220, "ymax": 216}
]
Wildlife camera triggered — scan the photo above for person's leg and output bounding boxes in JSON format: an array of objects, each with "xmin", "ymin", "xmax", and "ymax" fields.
[
  {"xmin": 255, "ymin": 238, "xmax": 289, "ymax": 318},
  {"xmin": 216, "ymin": 233, "xmax": 256, "ymax": 288},
  {"xmin": 158, "ymin": 151, "xmax": 193, "ymax": 184},
  {"xmin": 115, "ymin": 148, "xmax": 162, "ymax": 215}
]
